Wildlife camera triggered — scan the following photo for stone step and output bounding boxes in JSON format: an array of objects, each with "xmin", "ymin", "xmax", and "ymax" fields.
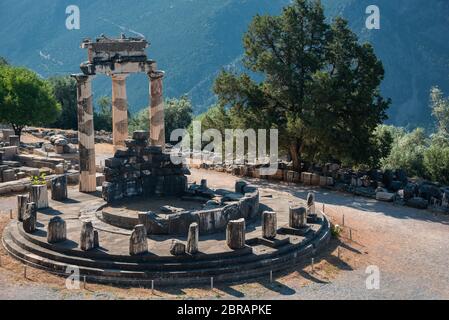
[
  {"xmin": 3, "ymin": 227, "xmax": 320, "ymax": 286},
  {"xmin": 9, "ymin": 221, "xmax": 317, "ymax": 273},
  {"xmin": 17, "ymin": 223, "xmax": 255, "ymax": 264}
]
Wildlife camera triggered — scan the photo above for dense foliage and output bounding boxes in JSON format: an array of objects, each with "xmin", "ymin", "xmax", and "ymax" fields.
[
  {"xmin": 0, "ymin": 65, "xmax": 60, "ymax": 136},
  {"xmin": 213, "ymin": 0, "xmax": 389, "ymax": 168}
]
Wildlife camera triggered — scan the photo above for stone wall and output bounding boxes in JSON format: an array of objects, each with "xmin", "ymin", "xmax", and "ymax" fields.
[{"xmin": 102, "ymin": 131, "xmax": 187, "ymax": 203}]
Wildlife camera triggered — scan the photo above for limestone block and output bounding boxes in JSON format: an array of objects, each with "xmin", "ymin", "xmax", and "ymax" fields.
[
  {"xmin": 235, "ymin": 180, "xmax": 247, "ymax": 194},
  {"xmin": 226, "ymin": 218, "xmax": 246, "ymax": 250},
  {"xmin": 80, "ymin": 221, "xmax": 95, "ymax": 251},
  {"xmin": 186, "ymin": 222, "xmax": 199, "ymax": 254},
  {"xmin": 1, "ymin": 146, "xmax": 17, "ymax": 160},
  {"xmin": 311, "ymin": 174, "xmax": 321, "ymax": 186},
  {"xmin": 30, "ymin": 184, "xmax": 49, "ymax": 209},
  {"xmin": 376, "ymin": 192, "xmax": 395, "ymax": 202},
  {"xmin": 9, "ymin": 135, "xmax": 20, "ymax": 147},
  {"xmin": 129, "ymin": 224, "xmax": 148, "ymax": 255},
  {"xmin": 170, "ymin": 240, "xmax": 186, "ymax": 256},
  {"xmin": 2, "ymin": 129, "xmax": 14, "ymax": 143},
  {"xmin": 23, "ymin": 202, "xmax": 37, "ymax": 233},
  {"xmin": 2, "ymin": 169, "xmax": 16, "ymax": 182},
  {"xmin": 47, "ymin": 216, "xmax": 67, "ymax": 243},
  {"xmin": 262, "ymin": 211, "xmax": 277, "ymax": 239},
  {"xmin": 17, "ymin": 194, "xmax": 29, "ymax": 221},
  {"xmin": 307, "ymin": 192, "xmax": 316, "ymax": 215},
  {"xmin": 55, "ymin": 164, "xmax": 65, "ymax": 175},
  {"xmin": 301, "ymin": 172, "xmax": 312, "ymax": 185},
  {"xmin": 51, "ymin": 175, "xmax": 68, "ymax": 201},
  {"xmin": 289, "ymin": 206, "xmax": 307, "ymax": 229},
  {"xmin": 406, "ymin": 197, "xmax": 429, "ymax": 210}
]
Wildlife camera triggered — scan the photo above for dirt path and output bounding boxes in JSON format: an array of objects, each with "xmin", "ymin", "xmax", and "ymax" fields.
[{"xmin": 0, "ymin": 169, "xmax": 448, "ymax": 300}]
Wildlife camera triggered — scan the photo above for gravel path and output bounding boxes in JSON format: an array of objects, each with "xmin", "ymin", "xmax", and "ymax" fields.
[{"xmin": 0, "ymin": 169, "xmax": 448, "ymax": 300}]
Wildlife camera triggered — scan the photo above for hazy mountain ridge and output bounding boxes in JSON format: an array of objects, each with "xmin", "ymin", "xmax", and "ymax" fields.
[{"xmin": 0, "ymin": 0, "xmax": 448, "ymax": 127}]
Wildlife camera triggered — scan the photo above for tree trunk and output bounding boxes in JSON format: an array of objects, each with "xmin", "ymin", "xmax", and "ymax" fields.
[
  {"xmin": 289, "ymin": 142, "xmax": 301, "ymax": 171},
  {"xmin": 11, "ymin": 124, "xmax": 23, "ymax": 139}
]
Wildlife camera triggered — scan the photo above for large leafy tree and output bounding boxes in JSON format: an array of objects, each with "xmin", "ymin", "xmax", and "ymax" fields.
[
  {"xmin": 214, "ymin": 0, "xmax": 389, "ymax": 169},
  {"xmin": 165, "ymin": 96, "xmax": 193, "ymax": 141},
  {"xmin": 48, "ymin": 76, "xmax": 78, "ymax": 130},
  {"xmin": 0, "ymin": 66, "xmax": 60, "ymax": 137}
]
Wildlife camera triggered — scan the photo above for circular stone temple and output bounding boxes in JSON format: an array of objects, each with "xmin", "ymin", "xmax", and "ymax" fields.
[{"xmin": 1, "ymin": 35, "xmax": 331, "ymax": 286}]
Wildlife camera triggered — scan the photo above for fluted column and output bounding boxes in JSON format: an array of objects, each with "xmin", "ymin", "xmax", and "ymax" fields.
[
  {"xmin": 148, "ymin": 69, "xmax": 165, "ymax": 149},
  {"xmin": 112, "ymin": 74, "xmax": 129, "ymax": 151},
  {"xmin": 73, "ymin": 74, "xmax": 96, "ymax": 193}
]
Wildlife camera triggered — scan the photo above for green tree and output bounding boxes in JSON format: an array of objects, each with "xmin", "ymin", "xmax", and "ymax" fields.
[
  {"xmin": 430, "ymin": 86, "xmax": 449, "ymax": 135},
  {"xmin": 213, "ymin": 0, "xmax": 389, "ymax": 169},
  {"xmin": 48, "ymin": 76, "xmax": 77, "ymax": 130},
  {"xmin": 130, "ymin": 96, "xmax": 194, "ymax": 141},
  {"xmin": 0, "ymin": 57, "xmax": 8, "ymax": 66},
  {"xmin": 165, "ymin": 96, "xmax": 193, "ymax": 142},
  {"xmin": 0, "ymin": 66, "xmax": 60, "ymax": 137},
  {"xmin": 94, "ymin": 96, "xmax": 113, "ymax": 132},
  {"xmin": 381, "ymin": 128, "xmax": 428, "ymax": 178}
]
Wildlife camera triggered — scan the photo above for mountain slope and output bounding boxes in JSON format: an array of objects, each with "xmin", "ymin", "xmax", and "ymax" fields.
[{"xmin": 0, "ymin": 0, "xmax": 448, "ymax": 128}]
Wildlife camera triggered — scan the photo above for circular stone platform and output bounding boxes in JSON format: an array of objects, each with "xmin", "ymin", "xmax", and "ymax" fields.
[{"xmin": 2, "ymin": 182, "xmax": 331, "ymax": 287}]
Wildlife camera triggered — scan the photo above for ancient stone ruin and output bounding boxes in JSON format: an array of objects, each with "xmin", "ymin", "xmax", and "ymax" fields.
[
  {"xmin": 72, "ymin": 35, "xmax": 166, "ymax": 193},
  {"xmin": 1, "ymin": 34, "xmax": 332, "ymax": 287},
  {"xmin": 102, "ymin": 130, "xmax": 187, "ymax": 203}
]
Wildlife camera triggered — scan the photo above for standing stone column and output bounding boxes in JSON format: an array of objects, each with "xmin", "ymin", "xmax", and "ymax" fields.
[
  {"xmin": 111, "ymin": 74, "xmax": 129, "ymax": 151},
  {"xmin": 23, "ymin": 202, "xmax": 37, "ymax": 234},
  {"xmin": 289, "ymin": 206, "xmax": 307, "ymax": 229},
  {"xmin": 80, "ymin": 221, "xmax": 95, "ymax": 251},
  {"xmin": 73, "ymin": 74, "xmax": 96, "ymax": 193},
  {"xmin": 30, "ymin": 184, "xmax": 49, "ymax": 209},
  {"xmin": 226, "ymin": 218, "xmax": 246, "ymax": 250},
  {"xmin": 262, "ymin": 211, "xmax": 277, "ymax": 239},
  {"xmin": 17, "ymin": 194, "xmax": 29, "ymax": 222},
  {"xmin": 148, "ymin": 69, "xmax": 165, "ymax": 149},
  {"xmin": 187, "ymin": 222, "xmax": 199, "ymax": 254},
  {"xmin": 51, "ymin": 175, "xmax": 68, "ymax": 201},
  {"xmin": 129, "ymin": 224, "xmax": 148, "ymax": 255},
  {"xmin": 47, "ymin": 216, "xmax": 67, "ymax": 243}
]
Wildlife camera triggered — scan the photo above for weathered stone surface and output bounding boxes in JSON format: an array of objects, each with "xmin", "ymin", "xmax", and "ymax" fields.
[
  {"xmin": 129, "ymin": 224, "xmax": 148, "ymax": 255},
  {"xmin": 51, "ymin": 175, "xmax": 68, "ymax": 201},
  {"xmin": 306, "ymin": 192, "xmax": 316, "ymax": 218},
  {"xmin": 406, "ymin": 197, "xmax": 429, "ymax": 210},
  {"xmin": 289, "ymin": 206, "xmax": 307, "ymax": 229},
  {"xmin": 30, "ymin": 184, "xmax": 49, "ymax": 209},
  {"xmin": 94, "ymin": 230, "xmax": 100, "ymax": 248},
  {"xmin": 23, "ymin": 202, "xmax": 37, "ymax": 233},
  {"xmin": 9, "ymin": 135, "xmax": 20, "ymax": 147},
  {"xmin": 262, "ymin": 211, "xmax": 277, "ymax": 239},
  {"xmin": 226, "ymin": 218, "xmax": 246, "ymax": 250},
  {"xmin": 2, "ymin": 169, "xmax": 16, "ymax": 182},
  {"xmin": 132, "ymin": 130, "xmax": 149, "ymax": 141},
  {"xmin": 80, "ymin": 221, "xmax": 95, "ymax": 251},
  {"xmin": 376, "ymin": 192, "xmax": 395, "ymax": 202},
  {"xmin": 186, "ymin": 222, "xmax": 199, "ymax": 254},
  {"xmin": 47, "ymin": 216, "xmax": 67, "ymax": 243},
  {"xmin": 55, "ymin": 164, "xmax": 65, "ymax": 175},
  {"xmin": 170, "ymin": 240, "xmax": 186, "ymax": 256},
  {"xmin": 17, "ymin": 194, "xmax": 29, "ymax": 221},
  {"xmin": 235, "ymin": 180, "xmax": 247, "ymax": 194}
]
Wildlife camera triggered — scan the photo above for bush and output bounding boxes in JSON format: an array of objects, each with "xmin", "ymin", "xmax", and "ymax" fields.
[
  {"xmin": 381, "ymin": 128, "xmax": 428, "ymax": 178},
  {"xmin": 424, "ymin": 145, "xmax": 449, "ymax": 184}
]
